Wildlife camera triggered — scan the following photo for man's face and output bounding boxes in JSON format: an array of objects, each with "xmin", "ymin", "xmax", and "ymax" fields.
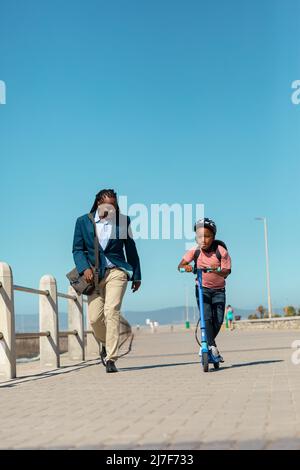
[
  {"xmin": 97, "ymin": 196, "xmax": 117, "ymax": 220},
  {"xmin": 195, "ymin": 227, "xmax": 214, "ymax": 250}
]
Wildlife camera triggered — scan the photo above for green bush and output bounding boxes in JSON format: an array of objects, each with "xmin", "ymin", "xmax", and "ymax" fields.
[
  {"xmin": 284, "ymin": 306, "xmax": 296, "ymax": 317},
  {"xmin": 248, "ymin": 313, "xmax": 259, "ymax": 320}
]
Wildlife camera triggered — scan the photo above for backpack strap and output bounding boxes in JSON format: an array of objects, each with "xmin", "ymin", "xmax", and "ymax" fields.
[{"xmin": 214, "ymin": 239, "xmax": 227, "ymax": 262}]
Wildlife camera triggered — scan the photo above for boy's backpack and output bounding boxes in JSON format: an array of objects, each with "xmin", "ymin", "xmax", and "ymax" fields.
[{"xmin": 193, "ymin": 239, "xmax": 228, "ymax": 274}]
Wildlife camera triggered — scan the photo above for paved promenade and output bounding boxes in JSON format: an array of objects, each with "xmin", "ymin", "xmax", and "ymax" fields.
[{"xmin": 1, "ymin": 326, "xmax": 300, "ymax": 450}]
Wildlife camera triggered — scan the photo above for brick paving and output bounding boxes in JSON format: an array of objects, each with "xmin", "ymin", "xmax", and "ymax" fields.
[{"xmin": 1, "ymin": 326, "xmax": 300, "ymax": 449}]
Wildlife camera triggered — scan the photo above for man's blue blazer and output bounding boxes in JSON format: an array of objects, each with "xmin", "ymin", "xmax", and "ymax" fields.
[{"xmin": 72, "ymin": 212, "xmax": 141, "ymax": 281}]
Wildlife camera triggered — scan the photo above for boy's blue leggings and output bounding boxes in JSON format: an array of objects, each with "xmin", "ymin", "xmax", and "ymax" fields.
[{"xmin": 195, "ymin": 286, "xmax": 226, "ymax": 347}]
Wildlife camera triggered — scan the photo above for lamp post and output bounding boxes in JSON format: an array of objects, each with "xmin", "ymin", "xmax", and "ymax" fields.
[
  {"xmin": 185, "ymin": 285, "xmax": 190, "ymax": 328},
  {"xmin": 255, "ymin": 217, "xmax": 272, "ymax": 318}
]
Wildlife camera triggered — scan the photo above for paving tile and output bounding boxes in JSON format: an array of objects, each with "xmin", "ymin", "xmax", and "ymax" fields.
[{"xmin": 1, "ymin": 327, "xmax": 300, "ymax": 450}]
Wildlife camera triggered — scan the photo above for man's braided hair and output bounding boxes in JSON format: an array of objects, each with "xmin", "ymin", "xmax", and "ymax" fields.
[{"xmin": 90, "ymin": 189, "xmax": 119, "ymax": 213}]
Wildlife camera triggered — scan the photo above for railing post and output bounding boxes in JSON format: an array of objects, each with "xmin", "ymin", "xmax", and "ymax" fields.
[
  {"xmin": 39, "ymin": 275, "xmax": 60, "ymax": 369},
  {"xmin": 0, "ymin": 262, "xmax": 16, "ymax": 379},
  {"xmin": 68, "ymin": 287, "xmax": 84, "ymax": 361}
]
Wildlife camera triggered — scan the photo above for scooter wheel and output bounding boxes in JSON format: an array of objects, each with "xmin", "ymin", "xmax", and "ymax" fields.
[
  {"xmin": 213, "ymin": 362, "xmax": 220, "ymax": 370},
  {"xmin": 202, "ymin": 352, "xmax": 209, "ymax": 372}
]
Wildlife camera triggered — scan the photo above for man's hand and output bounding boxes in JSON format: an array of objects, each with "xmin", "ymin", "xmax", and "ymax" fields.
[
  {"xmin": 84, "ymin": 268, "xmax": 94, "ymax": 283},
  {"xmin": 131, "ymin": 281, "xmax": 141, "ymax": 292}
]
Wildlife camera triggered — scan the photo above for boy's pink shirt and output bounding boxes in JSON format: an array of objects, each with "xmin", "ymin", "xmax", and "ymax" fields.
[{"xmin": 183, "ymin": 245, "xmax": 232, "ymax": 289}]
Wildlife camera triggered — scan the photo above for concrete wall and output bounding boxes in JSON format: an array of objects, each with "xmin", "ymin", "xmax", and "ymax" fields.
[
  {"xmin": 15, "ymin": 318, "xmax": 300, "ymax": 359},
  {"xmin": 233, "ymin": 316, "xmax": 300, "ymax": 330},
  {"xmin": 16, "ymin": 335, "xmax": 69, "ymax": 359}
]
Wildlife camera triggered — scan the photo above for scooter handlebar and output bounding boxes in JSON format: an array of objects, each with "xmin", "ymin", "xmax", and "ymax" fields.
[
  {"xmin": 179, "ymin": 267, "xmax": 221, "ymax": 273},
  {"xmin": 201, "ymin": 267, "xmax": 222, "ymax": 273}
]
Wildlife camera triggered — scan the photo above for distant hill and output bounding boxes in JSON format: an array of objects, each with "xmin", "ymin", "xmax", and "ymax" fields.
[
  {"xmin": 123, "ymin": 306, "xmax": 285, "ymax": 326},
  {"xmin": 15, "ymin": 307, "xmax": 285, "ymax": 332}
]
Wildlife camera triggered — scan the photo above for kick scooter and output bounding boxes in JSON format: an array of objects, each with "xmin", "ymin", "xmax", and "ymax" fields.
[{"xmin": 180, "ymin": 267, "xmax": 222, "ymax": 372}]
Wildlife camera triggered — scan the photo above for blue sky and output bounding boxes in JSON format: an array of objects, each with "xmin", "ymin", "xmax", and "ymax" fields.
[{"xmin": 1, "ymin": 0, "xmax": 300, "ymax": 317}]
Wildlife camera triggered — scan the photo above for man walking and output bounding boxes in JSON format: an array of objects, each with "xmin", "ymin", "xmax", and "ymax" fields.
[{"xmin": 72, "ymin": 189, "xmax": 141, "ymax": 373}]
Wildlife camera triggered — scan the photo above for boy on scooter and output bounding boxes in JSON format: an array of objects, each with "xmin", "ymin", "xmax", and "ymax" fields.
[{"xmin": 177, "ymin": 218, "xmax": 232, "ymax": 361}]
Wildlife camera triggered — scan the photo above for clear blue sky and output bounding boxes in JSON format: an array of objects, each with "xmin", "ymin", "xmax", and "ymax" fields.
[{"xmin": 1, "ymin": 0, "xmax": 300, "ymax": 316}]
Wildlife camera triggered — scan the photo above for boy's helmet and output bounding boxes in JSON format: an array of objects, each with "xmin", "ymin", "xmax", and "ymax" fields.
[{"xmin": 194, "ymin": 217, "xmax": 217, "ymax": 235}]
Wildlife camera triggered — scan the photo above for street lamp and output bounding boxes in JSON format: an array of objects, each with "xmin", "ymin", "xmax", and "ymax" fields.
[
  {"xmin": 185, "ymin": 285, "xmax": 190, "ymax": 328},
  {"xmin": 255, "ymin": 217, "xmax": 272, "ymax": 318}
]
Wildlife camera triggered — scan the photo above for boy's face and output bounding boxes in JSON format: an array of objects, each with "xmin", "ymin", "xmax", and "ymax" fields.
[{"xmin": 195, "ymin": 227, "xmax": 215, "ymax": 250}]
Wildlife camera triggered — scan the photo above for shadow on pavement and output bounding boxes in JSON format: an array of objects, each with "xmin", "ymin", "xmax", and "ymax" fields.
[
  {"xmin": 120, "ymin": 361, "xmax": 199, "ymax": 372},
  {"xmin": 223, "ymin": 347, "xmax": 292, "ymax": 353},
  {"xmin": 121, "ymin": 359, "xmax": 283, "ymax": 373},
  {"xmin": 0, "ymin": 359, "xmax": 102, "ymax": 388},
  {"xmin": 0, "ymin": 357, "xmax": 284, "ymax": 387},
  {"xmin": 212, "ymin": 359, "xmax": 283, "ymax": 372}
]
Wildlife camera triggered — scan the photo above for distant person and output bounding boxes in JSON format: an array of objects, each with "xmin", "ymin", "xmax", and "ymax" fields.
[
  {"xmin": 177, "ymin": 218, "xmax": 232, "ymax": 361},
  {"xmin": 72, "ymin": 189, "xmax": 141, "ymax": 373},
  {"xmin": 225, "ymin": 305, "xmax": 234, "ymax": 330}
]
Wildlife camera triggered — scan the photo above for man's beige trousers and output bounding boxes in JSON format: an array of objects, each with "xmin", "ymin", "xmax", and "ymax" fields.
[{"xmin": 87, "ymin": 268, "xmax": 128, "ymax": 362}]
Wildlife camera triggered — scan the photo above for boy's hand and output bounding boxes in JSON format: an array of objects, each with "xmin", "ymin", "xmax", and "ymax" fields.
[
  {"xmin": 184, "ymin": 265, "xmax": 193, "ymax": 272},
  {"xmin": 209, "ymin": 263, "xmax": 219, "ymax": 270}
]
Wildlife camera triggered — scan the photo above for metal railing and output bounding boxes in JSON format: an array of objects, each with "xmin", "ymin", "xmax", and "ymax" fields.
[
  {"xmin": 0, "ymin": 262, "xmax": 100, "ymax": 380},
  {"xmin": 17, "ymin": 332, "xmax": 51, "ymax": 339},
  {"xmin": 57, "ymin": 292, "xmax": 77, "ymax": 301},
  {"xmin": 14, "ymin": 285, "xmax": 50, "ymax": 296}
]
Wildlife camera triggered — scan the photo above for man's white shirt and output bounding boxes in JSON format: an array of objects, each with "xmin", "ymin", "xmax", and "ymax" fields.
[{"xmin": 94, "ymin": 211, "xmax": 115, "ymax": 269}]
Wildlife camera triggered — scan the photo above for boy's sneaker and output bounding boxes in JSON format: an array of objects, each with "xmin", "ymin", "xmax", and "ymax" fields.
[
  {"xmin": 210, "ymin": 345, "xmax": 219, "ymax": 356},
  {"xmin": 210, "ymin": 345, "xmax": 224, "ymax": 363}
]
